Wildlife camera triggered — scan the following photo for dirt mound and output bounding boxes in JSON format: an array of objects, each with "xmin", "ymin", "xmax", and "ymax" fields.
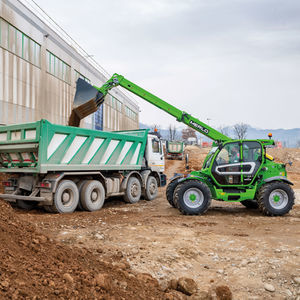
[{"xmin": 0, "ymin": 200, "xmax": 165, "ymax": 299}]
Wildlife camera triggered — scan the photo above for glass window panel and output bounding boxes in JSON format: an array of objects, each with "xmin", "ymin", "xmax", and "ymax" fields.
[
  {"xmin": 23, "ymin": 35, "xmax": 29, "ymax": 61},
  {"xmin": 8, "ymin": 25, "xmax": 16, "ymax": 53},
  {"xmin": 51, "ymin": 54, "xmax": 55, "ymax": 75},
  {"xmin": 56, "ymin": 59, "xmax": 61, "ymax": 78},
  {"xmin": 35, "ymin": 44, "xmax": 41, "ymax": 67},
  {"xmin": 29, "ymin": 39, "xmax": 35, "ymax": 64},
  {"xmin": 15, "ymin": 30, "xmax": 22, "ymax": 57},
  {"xmin": 1, "ymin": 19, "xmax": 9, "ymax": 49}
]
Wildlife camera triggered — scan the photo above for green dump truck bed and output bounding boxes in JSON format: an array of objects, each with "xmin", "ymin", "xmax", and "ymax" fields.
[
  {"xmin": 0, "ymin": 120, "xmax": 148, "ymax": 174},
  {"xmin": 167, "ymin": 141, "xmax": 184, "ymax": 153}
]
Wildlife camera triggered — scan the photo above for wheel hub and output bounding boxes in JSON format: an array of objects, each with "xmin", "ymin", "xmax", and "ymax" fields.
[
  {"xmin": 91, "ymin": 190, "xmax": 98, "ymax": 201},
  {"xmin": 189, "ymin": 194, "xmax": 196, "ymax": 201},
  {"xmin": 183, "ymin": 188, "xmax": 204, "ymax": 208},
  {"xmin": 269, "ymin": 189, "xmax": 288, "ymax": 210},
  {"xmin": 62, "ymin": 192, "xmax": 70, "ymax": 203},
  {"xmin": 131, "ymin": 184, "xmax": 138, "ymax": 197}
]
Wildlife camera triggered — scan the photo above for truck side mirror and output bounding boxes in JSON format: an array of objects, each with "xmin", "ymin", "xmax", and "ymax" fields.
[{"xmin": 185, "ymin": 153, "xmax": 189, "ymax": 170}]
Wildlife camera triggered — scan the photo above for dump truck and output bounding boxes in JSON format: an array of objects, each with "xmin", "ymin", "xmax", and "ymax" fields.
[
  {"xmin": 70, "ymin": 74, "xmax": 295, "ymax": 216},
  {"xmin": 0, "ymin": 119, "xmax": 166, "ymax": 213},
  {"xmin": 166, "ymin": 141, "xmax": 184, "ymax": 160}
]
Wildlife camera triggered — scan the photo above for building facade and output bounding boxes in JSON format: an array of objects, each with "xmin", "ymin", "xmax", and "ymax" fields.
[{"xmin": 0, "ymin": 0, "xmax": 139, "ymax": 130}]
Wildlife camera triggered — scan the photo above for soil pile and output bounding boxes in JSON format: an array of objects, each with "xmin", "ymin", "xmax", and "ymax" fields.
[{"xmin": 0, "ymin": 200, "xmax": 165, "ymax": 299}]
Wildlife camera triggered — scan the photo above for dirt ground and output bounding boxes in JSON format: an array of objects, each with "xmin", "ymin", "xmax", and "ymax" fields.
[{"xmin": 1, "ymin": 146, "xmax": 300, "ymax": 299}]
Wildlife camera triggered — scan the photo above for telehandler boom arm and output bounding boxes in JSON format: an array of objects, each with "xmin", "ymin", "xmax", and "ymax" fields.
[{"xmin": 72, "ymin": 73, "xmax": 231, "ymax": 143}]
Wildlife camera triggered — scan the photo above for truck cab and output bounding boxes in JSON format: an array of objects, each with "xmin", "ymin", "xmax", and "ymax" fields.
[{"xmin": 145, "ymin": 134, "xmax": 165, "ymax": 173}]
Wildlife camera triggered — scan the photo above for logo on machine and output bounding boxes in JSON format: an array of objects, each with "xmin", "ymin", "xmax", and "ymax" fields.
[{"xmin": 189, "ymin": 121, "xmax": 209, "ymax": 134}]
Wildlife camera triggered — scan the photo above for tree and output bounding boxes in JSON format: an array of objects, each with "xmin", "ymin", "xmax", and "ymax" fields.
[
  {"xmin": 218, "ymin": 125, "xmax": 229, "ymax": 137},
  {"xmin": 182, "ymin": 126, "xmax": 196, "ymax": 141},
  {"xmin": 233, "ymin": 123, "xmax": 248, "ymax": 139},
  {"xmin": 168, "ymin": 124, "xmax": 178, "ymax": 141}
]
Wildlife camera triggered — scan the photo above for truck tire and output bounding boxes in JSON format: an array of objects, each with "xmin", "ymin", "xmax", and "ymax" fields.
[
  {"xmin": 51, "ymin": 180, "xmax": 79, "ymax": 213},
  {"xmin": 80, "ymin": 180, "xmax": 105, "ymax": 212},
  {"xmin": 77, "ymin": 180, "xmax": 88, "ymax": 211},
  {"xmin": 145, "ymin": 176, "xmax": 158, "ymax": 201},
  {"xmin": 174, "ymin": 180, "xmax": 211, "ymax": 215},
  {"xmin": 124, "ymin": 177, "xmax": 141, "ymax": 204},
  {"xmin": 166, "ymin": 179, "xmax": 180, "ymax": 208},
  {"xmin": 240, "ymin": 199, "xmax": 259, "ymax": 209},
  {"xmin": 257, "ymin": 182, "xmax": 295, "ymax": 216},
  {"xmin": 16, "ymin": 200, "xmax": 38, "ymax": 210}
]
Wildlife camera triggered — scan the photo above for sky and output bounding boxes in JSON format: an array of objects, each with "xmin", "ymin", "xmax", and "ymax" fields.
[{"xmin": 34, "ymin": 0, "xmax": 300, "ymax": 130}]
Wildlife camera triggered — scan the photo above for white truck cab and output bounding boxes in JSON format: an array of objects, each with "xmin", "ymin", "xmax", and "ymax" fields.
[{"xmin": 146, "ymin": 134, "xmax": 165, "ymax": 173}]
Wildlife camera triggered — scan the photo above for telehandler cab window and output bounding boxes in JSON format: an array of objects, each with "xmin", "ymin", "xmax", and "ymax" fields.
[
  {"xmin": 242, "ymin": 141, "xmax": 262, "ymax": 181},
  {"xmin": 212, "ymin": 142, "xmax": 242, "ymax": 185}
]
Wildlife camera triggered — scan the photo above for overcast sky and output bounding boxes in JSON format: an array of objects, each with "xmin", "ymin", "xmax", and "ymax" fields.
[{"xmin": 34, "ymin": 0, "xmax": 300, "ymax": 130}]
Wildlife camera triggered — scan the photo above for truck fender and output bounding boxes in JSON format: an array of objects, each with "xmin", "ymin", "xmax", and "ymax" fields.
[
  {"xmin": 264, "ymin": 176, "xmax": 294, "ymax": 185},
  {"xmin": 120, "ymin": 171, "xmax": 143, "ymax": 192}
]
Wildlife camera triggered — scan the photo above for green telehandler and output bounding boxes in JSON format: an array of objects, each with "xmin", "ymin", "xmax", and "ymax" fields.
[{"xmin": 71, "ymin": 74, "xmax": 295, "ymax": 216}]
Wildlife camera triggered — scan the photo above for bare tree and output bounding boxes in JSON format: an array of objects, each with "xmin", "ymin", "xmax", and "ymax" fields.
[
  {"xmin": 168, "ymin": 124, "xmax": 177, "ymax": 141},
  {"xmin": 218, "ymin": 125, "xmax": 229, "ymax": 136},
  {"xmin": 296, "ymin": 140, "xmax": 300, "ymax": 148},
  {"xmin": 233, "ymin": 123, "xmax": 248, "ymax": 139},
  {"xmin": 182, "ymin": 126, "xmax": 197, "ymax": 141}
]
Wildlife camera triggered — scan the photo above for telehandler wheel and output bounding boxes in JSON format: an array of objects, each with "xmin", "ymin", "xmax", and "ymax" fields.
[
  {"xmin": 257, "ymin": 182, "xmax": 295, "ymax": 216},
  {"xmin": 174, "ymin": 180, "xmax": 211, "ymax": 215},
  {"xmin": 166, "ymin": 179, "xmax": 180, "ymax": 208},
  {"xmin": 51, "ymin": 180, "xmax": 79, "ymax": 213},
  {"xmin": 240, "ymin": 199, "xmax": 259, "ymax": 209},
  {"xmin": 16, "ymin": 200, "xmax": 38, "ymax": 210},
  {"xmin": 124, "ymin": 177, "xmax": 141, "ymax": 204},
  {"xmin": 145, "ymin": 176, "xmax": 158, "ymax": 201},
  {"xmin": 80, "ymin": 180, "xmax": 105, "ymax": 212},
  {"xmin": 77, "ymin": 180, "xmax": 88, "ymax": 211}
]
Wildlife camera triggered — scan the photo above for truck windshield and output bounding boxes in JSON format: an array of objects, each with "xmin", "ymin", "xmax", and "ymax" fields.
[{"xmin": 203, "ymin": 147, "xmax": 218, "ymax": 169}]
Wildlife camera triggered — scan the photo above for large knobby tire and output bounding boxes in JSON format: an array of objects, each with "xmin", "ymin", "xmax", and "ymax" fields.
[
  {"xmin": 240, "ymin": 199, "xmax": 259, "ymax": 209},
  {"xmin": 51, "ymin": 180, "xmax": 79, "ymax": 213},
  {"xmin": 77, "ymin": 180, "xmax": 88, "ymax": 211},
  {"xmin": 16, "ymin": 200, "xmax": 38, "ymax": 210},
  {"xmin": 80, "ymin": 180, "xmax": 105, "ymax": 212},
  {"xmin": 174, "ymin": 180, "xmax": 211, "ymax": 215},
  {"xmin": 257, "ymin": 182, "xmax": 295, "ymax": 216},
  {"xmin": 145, "ymin": 176, "xmax": 158, "ymax": 201},
  {"xmin": 124, "ymin": 177, "xmax": 141, "ymax": 204},
  {"xmin": 166, "ymin": 179, "xmax": 180, "ymax": 208}
]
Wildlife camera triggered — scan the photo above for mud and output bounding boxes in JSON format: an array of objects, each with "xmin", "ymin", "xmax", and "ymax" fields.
[{"xmin": 1, "ymin": 146, "xmax": 300, "ymax": 299}]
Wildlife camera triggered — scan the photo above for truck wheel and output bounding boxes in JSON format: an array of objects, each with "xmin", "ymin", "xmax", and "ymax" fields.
[
  {"xmin": 145, "ymin": 176, "xmax": 158, "ymax": 201},
  {"xmin": 166, "ymin": 179, "xmax": 180, "ymax": 208},
  {"xmin": 51, "ymin": 180, "xmax": 79, "ymax": 213},
  {"xmin": 240, "ymin": 200, "xmax": 258, "ymax": 209},
  {"xmin": 257, "ymin": 182, "xmax": 295, "ymax": 216},
  {"xmin": 174, "ymin": 180, "xmax": 211, "ymax": 215},
  {"xmin": 16, "ymin": 200, "xmax": 38, "ymax": 210},
  {"xmin": 124, "ymin": 177, "xmax": 141, "ymax": 204},
  {"xmin": 80, "ymin": 180, "xmax": 105, "ymax": 212},
  {"xmin": 77, "ymin": 180, "xmax": 88, "ymax": 211}
]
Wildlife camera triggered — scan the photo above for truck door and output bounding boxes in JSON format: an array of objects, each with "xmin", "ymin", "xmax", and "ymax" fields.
[{"xmin": 148, "ymin": 137, "xmax": 165, "ymax": 172}]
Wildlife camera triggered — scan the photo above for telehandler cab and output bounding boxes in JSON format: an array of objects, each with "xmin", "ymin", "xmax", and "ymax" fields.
[{"xmin": 71, "ymin": 74, "xmax": 295, "ymax": 216}]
